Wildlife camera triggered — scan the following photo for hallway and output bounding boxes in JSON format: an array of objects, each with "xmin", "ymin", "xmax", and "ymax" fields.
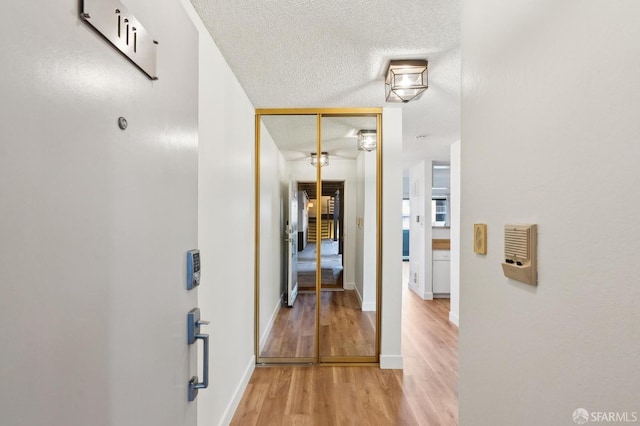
[{"xmin": 231, "ymin": 263, "xmax": 458, "ymax": 425}]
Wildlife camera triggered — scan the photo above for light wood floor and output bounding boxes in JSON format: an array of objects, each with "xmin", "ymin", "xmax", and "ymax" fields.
[
  {"xmin": 259, "ymin": 291, "xmax": 376, "ymax": 358},
  {"xmin": 233, "ymin": 264, "xmax": 459, "ymax": 425},
  {"xmin": 319, "ymin": 290, "xmax": 376, "ymax": 357}
]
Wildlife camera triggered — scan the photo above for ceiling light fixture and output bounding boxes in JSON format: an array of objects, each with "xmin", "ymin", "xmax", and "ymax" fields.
[
  {"xmin": 310, "ymin": 152, "xmax": 329, "ymax": 167},
  {"xmin": 357, "ymin": 129, "xmax": 377, "ymax": 151},
  {"xmin": 385, "ymin": 59, "xmax": 428, "ymax": 103}
]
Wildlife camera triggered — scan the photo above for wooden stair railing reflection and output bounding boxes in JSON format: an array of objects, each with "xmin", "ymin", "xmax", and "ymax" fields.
[{"xmin": 307, "ymin": 219, "xmax": 332, "ymax": 242}]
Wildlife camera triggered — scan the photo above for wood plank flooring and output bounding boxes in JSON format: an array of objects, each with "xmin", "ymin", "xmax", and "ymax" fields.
[
  {"xmin": 259, "ymin": 290, "xmax": 376, "ymax": 358},
  {"xmin": 260, "ymin": 292, "xmax": 317, "ymax": 358},
  {"xmin": 319, "ymin": 290, "xmax": 376, "ymax": 357},
  {"xmin": 233, "ymin": 263, "xmax": 459, "ymax": 425}
]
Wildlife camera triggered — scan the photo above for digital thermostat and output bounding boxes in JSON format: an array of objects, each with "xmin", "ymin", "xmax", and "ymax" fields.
[{"xmin": 187, "ymin": 249, "xmax": 200, "ymax": 290}]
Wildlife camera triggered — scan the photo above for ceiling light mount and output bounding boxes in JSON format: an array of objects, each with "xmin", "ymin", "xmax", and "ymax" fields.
[
  {"xmin": 385, "ymin": 59, "xmax": 428, "ymax": 103},
  {"xmin": 357, "ymin": 129, "xmax": 377, "ymax": 151}
]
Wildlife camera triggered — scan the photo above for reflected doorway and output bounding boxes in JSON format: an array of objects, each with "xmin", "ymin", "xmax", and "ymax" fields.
[{"xmin": 297, "ymin": 181, "xmax": 344, "ymax": 291}]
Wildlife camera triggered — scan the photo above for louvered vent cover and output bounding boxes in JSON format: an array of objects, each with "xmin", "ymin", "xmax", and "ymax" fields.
[{"xmin": 505, "ymin": 227, "xmax": 529, "ymax": 260}]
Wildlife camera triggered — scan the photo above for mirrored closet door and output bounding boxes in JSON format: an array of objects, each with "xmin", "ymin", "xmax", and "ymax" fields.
[{"xmin": 255, "ymin": 109, "xmax": 381, "ymax": 364}]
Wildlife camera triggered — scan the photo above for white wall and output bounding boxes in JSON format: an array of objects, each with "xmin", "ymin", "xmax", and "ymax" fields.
[
  {"xmin": 0, "ymin": 2, "xmax": 199, "ymax": 425},
  {"xmin": 180, "ymin": 1, "xmax": 258, "ymax": 424},
  {"xmin": 460, "ymin": 1, "xmax": 640, "ymax": 424},
  {"xmin": 259, "ymin": 125, "xmax": 287, "ymax": 346},
  {"xmin": 449, "ymin": 141, "xmax": 461, "ymax": 326},
  {"xmin": 380, "ymin": 108, "xmax": 404, "ymax": 369},
  {"xmin": 355, "ymin": 150, "xmax": 378, "ymax": 311},
  {"xmin": 361, "ymin": 151, "xmax": 378, "ymax": 311}
]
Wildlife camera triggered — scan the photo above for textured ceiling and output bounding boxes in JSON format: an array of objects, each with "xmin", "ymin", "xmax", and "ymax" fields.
[
  {"xmin": 261, "ymin": 115, "xmax": 377, "ymax": 161},
  {"xmin": 190, "ymin": 0, "xmax": 460, "ymax": 168}
]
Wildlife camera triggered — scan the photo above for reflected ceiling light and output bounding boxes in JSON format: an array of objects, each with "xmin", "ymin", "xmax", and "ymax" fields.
[
  {"xmin": 385, "ymin": 60, "xmax": 428, "ymax": 103},
  {"xmin": 357, "ymin": 129, "xmax": 377, "ymax": 151},
  {"xmin": 310, "ymin": 152, "xmax": 329, "ymax": 167}
]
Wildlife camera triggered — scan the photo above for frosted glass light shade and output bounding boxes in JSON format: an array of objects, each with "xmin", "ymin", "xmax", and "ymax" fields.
[
  {"xmin": 310, "ymin": 152, "xmax": 329, "ymax": 167},
  {"xmin": 357, "ymin": 129, "xmax": 377, "ymax": 151}
]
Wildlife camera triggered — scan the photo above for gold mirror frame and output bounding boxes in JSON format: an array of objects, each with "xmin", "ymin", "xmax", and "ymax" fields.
[{"xmin": 255, "ymin": 108, "xmax": 382, "ymax": 365}]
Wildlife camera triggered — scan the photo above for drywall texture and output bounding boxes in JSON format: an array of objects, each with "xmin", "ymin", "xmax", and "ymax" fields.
[
  {"xmin": 460, "ymin": 1, "xmax": 640, "ymax": 424},
  {"xmin": 0, "ymin": 1, "xmax": 199, "ymax": 425}
]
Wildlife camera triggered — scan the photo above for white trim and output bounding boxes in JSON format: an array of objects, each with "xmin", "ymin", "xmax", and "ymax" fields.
[
  {"xmin": 380, "ymin": 354, "xmax": 404, "ymax": 369},
  {"xmin": 408, "ymin": 282, "xmax": 433, "ymax": 300},
  {"xmin": 219, "ymin": 355, "xmax": 256, "ymax": 426},
  {"xmin": 353, "ymin": 281, "xmax": 376, "ymax": 311},
  {"xmin": 354, "ymin": 282, "xmax": 364, "ymax": 306},
  {"xmin": 259, "ymin": 299, "xmax": 281, "ymax": 352},
  {"xmin": 449, "ymin": 311, "xmax": 459, "ymax": 327}
]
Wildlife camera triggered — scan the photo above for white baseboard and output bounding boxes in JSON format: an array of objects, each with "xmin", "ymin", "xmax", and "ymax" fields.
[
  {"xmin": 354, "ymin": 283, "xmax": 364, "ymax": 306},
  {"xmin": 344, "ymin": 281, "xmax": 356, "ymax": 290},
  {"xmin": 353, "ymin": 283, "xmax": 376, "ymax": 311},
  {"xmin": 219, "ymin": 355, "xmax": 255, "ymax": 426},
  {"xmin": 380, "ymin": 354, "xmax": 404, "ymax": 370},
  {"xmin": 449, "ymin": 311, "xmax": 459, "ymax": 327},
  {"xmin": 408, "ymin": 282, "xmax": 433, "ymax": 300},
  {"xmin": 259, "ymin": 299, "xmax": 281, "ymax": 352}
]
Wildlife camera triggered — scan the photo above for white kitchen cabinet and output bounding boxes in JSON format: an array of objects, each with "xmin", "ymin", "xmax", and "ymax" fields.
[{"xmin": 433, "ymin": 250, "xmax": 451, "ymax": 296}]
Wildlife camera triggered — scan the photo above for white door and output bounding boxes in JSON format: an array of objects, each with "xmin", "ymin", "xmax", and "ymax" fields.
[
  {"xmin": 0, "ymin": 1, "xmax": 200, "ymax": 425},
  {"xmin": 286, "ymin": 181, "xmax": 299, "ymax": 306}
]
